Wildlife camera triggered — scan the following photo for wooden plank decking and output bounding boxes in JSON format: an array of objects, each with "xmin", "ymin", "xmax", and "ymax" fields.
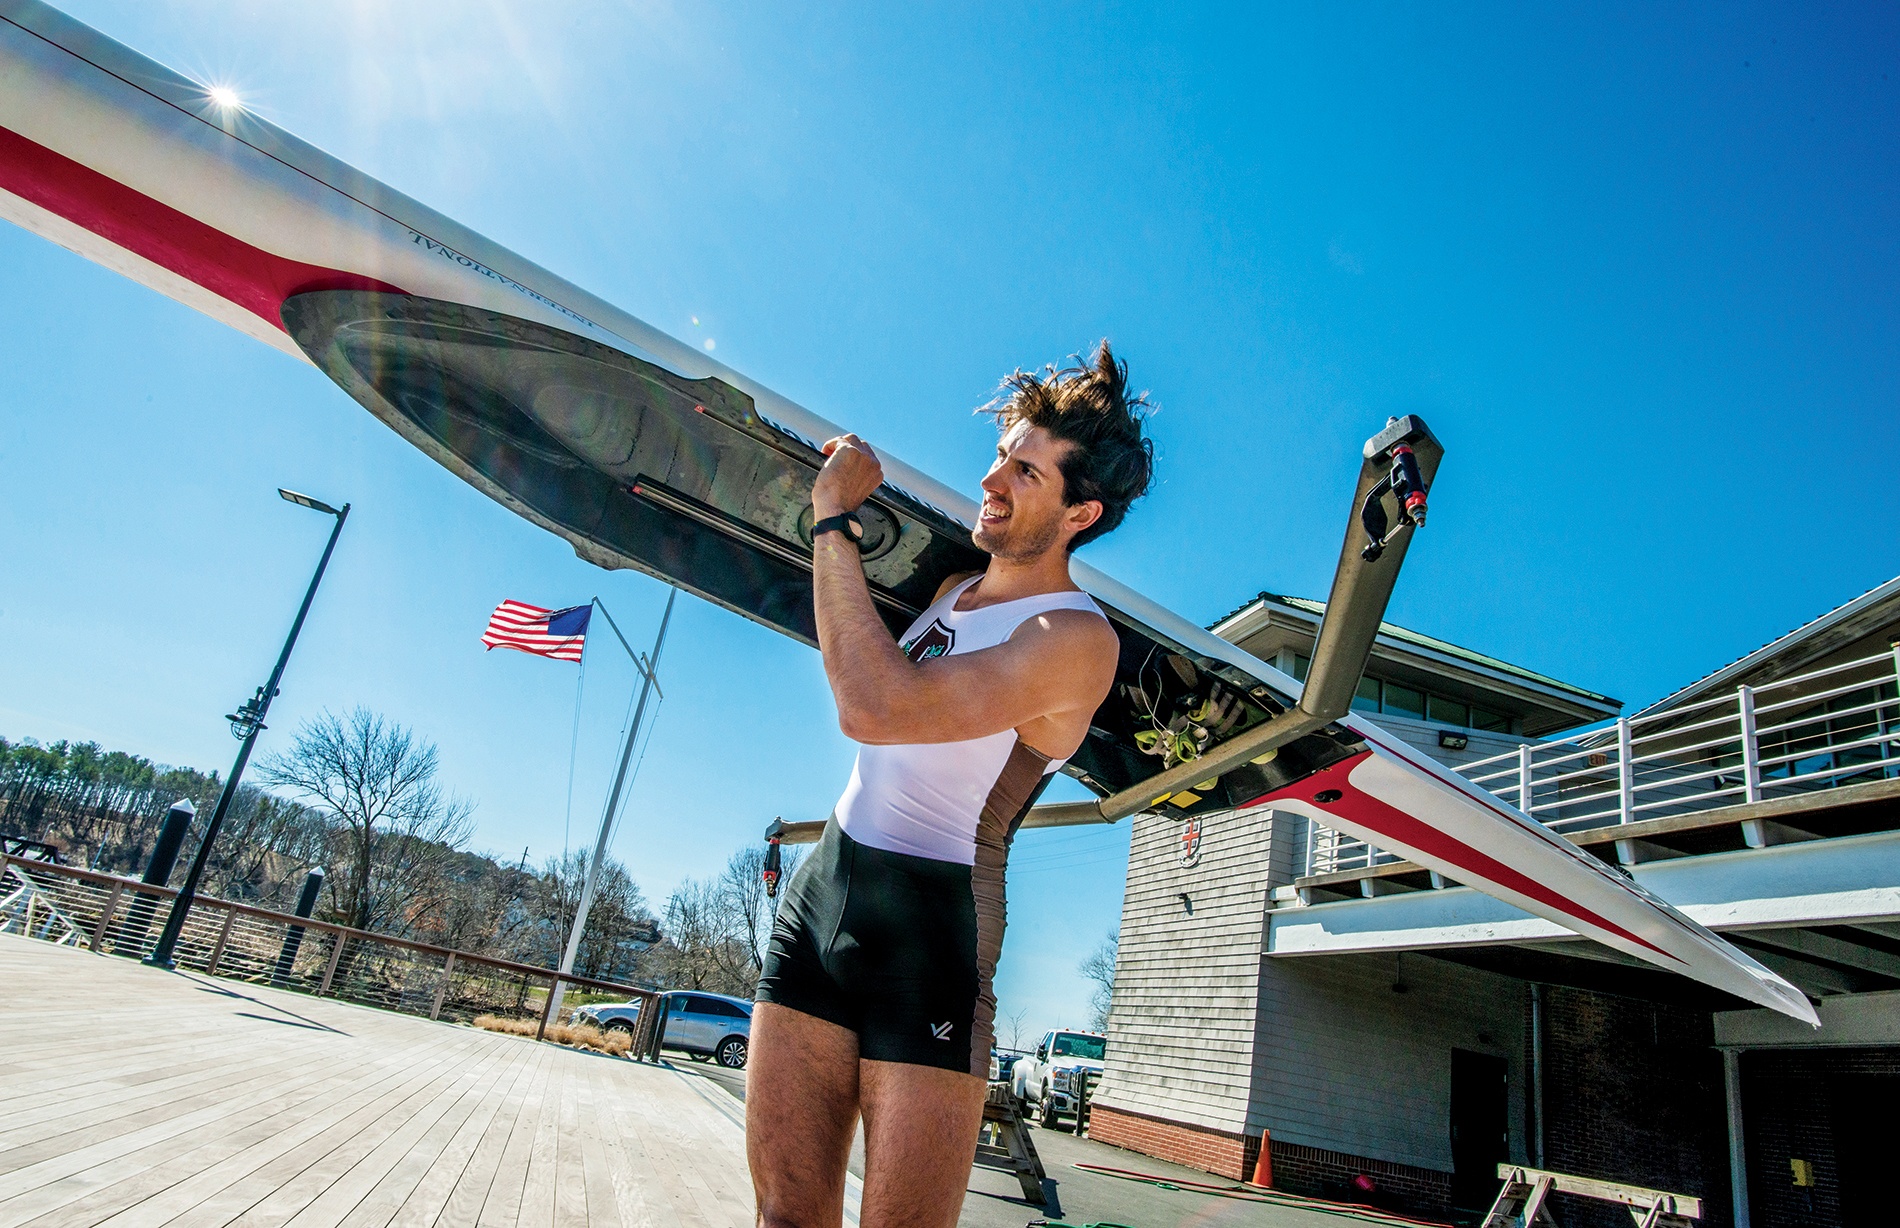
[{"xmin": 0, "ymin": 934, "xmax": 754, "ymax": 1228}]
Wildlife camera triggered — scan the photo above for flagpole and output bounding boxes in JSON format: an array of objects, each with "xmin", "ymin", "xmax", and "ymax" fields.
[{"xmin": 546, "ymin": 587, "xmax": 676, "ymax": 1029}]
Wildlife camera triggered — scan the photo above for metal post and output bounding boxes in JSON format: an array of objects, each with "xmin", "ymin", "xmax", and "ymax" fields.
[
  {"xmin": 1891, "ymin": 642, "xmax": 1900, "ymax": 743},
  {"xmin": 1615, "ymin": 717, "xmax": 1634, "ymax": 823},
  {"xmin": 144, "ymin": 800, "xmax": 198, "ymax": 884},
  {"xmin": 1517, "ymin": 742, "xmax": 1535, "ymax": 815},
  {"xmin": 430, "ymin": 952, "xmax": 457, "ymax": 1021},
  {"xmin": 634, "ymin": 992, "xmax": 656, "ymax": 1062},
  {"xmin": 318, "ymin": 931, "xmax": 346, "ymax": 995},
  {"xmin": 273, "ymin": 868, "xmax": 325, "ymax": 986},
  {"xmin": 90, "ymin": 881, "xmax": 123, "ymax": 952},
  {"xmin": 148, "ymin": 500, "xmax": 349, "ymax": 968},
  {"xmin": 1724, "ymin": 1049, "xmax": 1750, "ymax": 1228},
  {"xmin": 1738, "ymin": 686, "xmax": 1762, "ymax": 804},
  {"xmin": 118, "ymin": 800, "xmax": 196, "ymax": 956},
  {"xmin": 645, "ymin": 992, "xmax": 668, "ymax": 1062},
  {"xmin": 547, "ymin": 588, "xmax": 676, "ymax": 1025},
  {"xmin": 1890, "ymin": 642, "xmax": 1900, "ymax": 762},
  {"xmin": 206, "ymin": 906, "xmax": 237, "ymax": 974},
  {"xmin": 1529, "ymin": 984, "xmax": 1545, "ymax": 1168},
  {"xmin": 536, "ymin": 975, "xmax": 561, "ymax": 1042}
]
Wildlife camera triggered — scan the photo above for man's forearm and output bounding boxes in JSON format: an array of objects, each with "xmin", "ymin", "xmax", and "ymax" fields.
[{"xmin": 812, "ymin": 529, "xmax": 916, "ymax": 735}]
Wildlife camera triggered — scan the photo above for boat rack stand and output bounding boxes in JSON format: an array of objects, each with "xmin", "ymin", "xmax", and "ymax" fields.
[
  {"xmin": 974, "ymin": 1083, "xmax": 1047, "ymax": 1203},
  {"xmin": 1480, "ymin": 1165, "xmax": 1701, "ymax": 1228}
]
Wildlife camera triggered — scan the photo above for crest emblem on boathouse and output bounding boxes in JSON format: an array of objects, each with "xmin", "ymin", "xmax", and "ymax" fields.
[{"xmin": 1180, "ymin": 814, "xmax": 1204, "ymax": 867}]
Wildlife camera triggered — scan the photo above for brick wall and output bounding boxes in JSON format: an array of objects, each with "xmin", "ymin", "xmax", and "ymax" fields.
[
  {"xmin": 1087, "ymin": 1104, "xmax": 1452, "ymax": 1217},
  {"xmin": 1087, "ymin": 1104, "xmax": 1258, "ymax": 1179},
  {"xmin": 1539, "ymin": 988, "xmax": 1732, "ymax": 1228},
  {"xmin": 1270, "ymin": 1139, "xmax": 1451, "ymax": 1215},
  {"xmin": 1740, "ymin": 1046, "xmax": 1900, "ymax": 1228}
]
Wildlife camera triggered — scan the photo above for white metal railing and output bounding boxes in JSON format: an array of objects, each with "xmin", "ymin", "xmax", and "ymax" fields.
[
  {"xmin": 0, "ymin": 854, "xmax": 666, "ymax": 1052},
  {"xmin": 0, "ymin": 862, "xmax": 86, "ymax": 945},
  {"xmin": 1303, "ymin": 644, "xmax": 1900, "ymax": 879},
  {"xmin": 1302, "ymin": 818, "xmax": 1405, "ymax": 877}
]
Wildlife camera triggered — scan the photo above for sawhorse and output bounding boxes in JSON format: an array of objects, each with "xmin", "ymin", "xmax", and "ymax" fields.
[
  {"xmin": 974, "ymin": 1083, "xmax": 1047, "ymax": 1203},
  {"xmin": 1481, "ymin": 1165, "xmax": 1701, "ymax": 1228}
]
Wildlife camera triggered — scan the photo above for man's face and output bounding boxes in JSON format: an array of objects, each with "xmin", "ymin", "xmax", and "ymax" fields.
[{"xmin": 974, "ymin": 423, "xmax": 1095, "ymax": 560}]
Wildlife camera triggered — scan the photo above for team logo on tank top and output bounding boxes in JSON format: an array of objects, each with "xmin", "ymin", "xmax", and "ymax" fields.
[{"xmin": 902, "ymin": 619, "xmax": 955, "ymax": 662}]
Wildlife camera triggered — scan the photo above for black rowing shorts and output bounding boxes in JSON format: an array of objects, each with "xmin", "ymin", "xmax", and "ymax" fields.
[{"xmin": 757, "ymin": 819, "xmax": 1002, "ymax": 1077}]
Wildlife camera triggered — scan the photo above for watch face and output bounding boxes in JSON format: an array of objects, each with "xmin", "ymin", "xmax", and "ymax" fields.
[{"xmin": 796, "ymin": 503, "xmax": 900, "ymax": 559}]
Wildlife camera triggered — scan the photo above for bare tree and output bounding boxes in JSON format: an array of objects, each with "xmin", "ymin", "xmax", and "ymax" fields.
[
  {"xmin": 644, "ymin": 878, "xmax": 736, "ymax": 993},
  {"xmin": 1079, "ymin": 929, "xmax": 1119, "ymax": 1032},
  {"xmin": 529, "ymin": 849, "xmax": 659, "ymax": 981},
  {"xmin": 717, "ymin": 843, "xmax": 805, "ymax": 977},
  {"xmin": 1004, "ymin": 1006, "xmax": 1031, "ymax": 1053},
  {"xmin": 200, "ymin": 788, "xmax": 328, "ymax": 908},
  {"xmin": 259, "ymin": 708, "xmax": 473, "ymax": 935},
  {"xmin": 436, "ymin": 848, "xmax": 538, "ymax": 962}
]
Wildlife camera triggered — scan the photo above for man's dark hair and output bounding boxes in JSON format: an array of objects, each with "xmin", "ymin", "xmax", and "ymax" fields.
[{"xmin": 985, "ymin": 340, "xmax": 1155, "ymax": 551}]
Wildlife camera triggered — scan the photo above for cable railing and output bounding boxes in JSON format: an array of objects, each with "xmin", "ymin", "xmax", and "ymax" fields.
[
  {"xmin": 0, "ymin": 853, "xmax": 665, "ymax": 1054},
  {"xmin": 1303, "ymin": 645, "xmax": 1900, "ymax": 880}
]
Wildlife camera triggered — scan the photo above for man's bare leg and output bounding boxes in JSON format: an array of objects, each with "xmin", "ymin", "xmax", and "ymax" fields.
[
  {"xmin": 857, "ymin": 1059, "xmax": 987, "ymax": 1228},
  {"xmin": 749, "ymin": 1003, "xmax": 862, "ymax": 1228}
]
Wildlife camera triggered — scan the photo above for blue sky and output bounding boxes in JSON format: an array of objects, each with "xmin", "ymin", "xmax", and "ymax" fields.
[{"xmin": 2, "ymin": 1, "xmax": 1895, "ymax": 1038}]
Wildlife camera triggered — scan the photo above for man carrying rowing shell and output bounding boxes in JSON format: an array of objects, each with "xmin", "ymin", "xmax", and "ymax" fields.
[{"xmin": 747, "ymin": 343, "xmax": 1155, "ymax": 1228}]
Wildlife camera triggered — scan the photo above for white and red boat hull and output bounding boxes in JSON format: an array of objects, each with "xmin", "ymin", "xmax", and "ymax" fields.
[{"xmin": 0, "ymin": 0, "xmax": 1817, "ymax": 1024}]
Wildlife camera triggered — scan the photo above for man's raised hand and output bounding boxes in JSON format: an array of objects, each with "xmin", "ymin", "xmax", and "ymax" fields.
[{"xmin": 814, "ymin": 433, "xmax": 885, "ymax": 518}]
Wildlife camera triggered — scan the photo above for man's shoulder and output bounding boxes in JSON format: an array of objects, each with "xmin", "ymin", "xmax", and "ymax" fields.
[
  {"xmin": 1010, "ymin": 601, "xmax": 1117, "ymax": 650},
  {"xmin": 931, "ymin": 571, "xmax": 982, "ymax": 604}
]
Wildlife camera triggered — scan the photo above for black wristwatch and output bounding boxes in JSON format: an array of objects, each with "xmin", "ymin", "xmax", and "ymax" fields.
[{"xmin": 811, "ymin": 512, "xmax": 865, "ymax": 545}]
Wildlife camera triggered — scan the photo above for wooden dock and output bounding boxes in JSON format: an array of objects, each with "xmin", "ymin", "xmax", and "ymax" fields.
[{"xmin": 0, "ymin": 934, "xmax": 755, "ymax": 1228}]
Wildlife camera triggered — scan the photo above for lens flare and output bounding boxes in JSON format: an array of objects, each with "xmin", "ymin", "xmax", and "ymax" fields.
[{"xmin": 208, "ymin": 85, "xmax": 241, "ymax": 110}]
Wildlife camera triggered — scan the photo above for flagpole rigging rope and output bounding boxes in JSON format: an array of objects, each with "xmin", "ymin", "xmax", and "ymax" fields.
[
  {"xmin": 590, "ymin": 623, "xmax": 653, "ymax": 868},
  {"xmin": 605, "ymin": 689, "xmax": 664, "ymax": 861},
  {"xmin": 571, "ymin": 612, "xmax": 644, "ymax": 934},
  {"xmin": 562, "ymin": 647, "xmax": 588, "ymax": 868}
]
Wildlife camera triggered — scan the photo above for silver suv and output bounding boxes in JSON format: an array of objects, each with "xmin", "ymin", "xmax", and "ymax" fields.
[{"xmin": 575, "ymin": 990, "xmax": 753, "ymax": 1068}]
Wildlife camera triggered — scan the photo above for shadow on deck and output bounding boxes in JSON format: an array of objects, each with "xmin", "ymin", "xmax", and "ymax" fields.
[{"xmin": 2, "ymin": 934, "xmax": 1376, "ymax": 1228}]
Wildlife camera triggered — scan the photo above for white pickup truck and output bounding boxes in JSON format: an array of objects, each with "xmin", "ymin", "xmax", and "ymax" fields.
[{"xmin": 1010, "ymin": 1029, "xmax": 1107, "ymax": 1127}]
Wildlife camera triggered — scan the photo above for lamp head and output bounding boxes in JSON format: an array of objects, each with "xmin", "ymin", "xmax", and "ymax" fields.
[{"xmin": 278, "ymin": 488, "xmax": 341, "ymax": 516}]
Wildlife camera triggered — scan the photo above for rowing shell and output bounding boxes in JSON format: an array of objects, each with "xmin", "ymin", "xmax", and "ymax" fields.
[{"xmin": 0, "ymin": 0, "xmax": 1817, "ymax": 1023}]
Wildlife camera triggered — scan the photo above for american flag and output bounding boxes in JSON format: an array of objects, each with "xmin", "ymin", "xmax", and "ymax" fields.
[{"xmin": 481, "ymin": 600, "xmax": 591, "ymax": 663}]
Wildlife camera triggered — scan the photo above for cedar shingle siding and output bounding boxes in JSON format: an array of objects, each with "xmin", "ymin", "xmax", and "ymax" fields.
[
  {"xmin": 1093, "ymin": 807, "xmax": 1276, "ymax": 1133},
  {"xmin": 1094, "ymin": 806, "xmax": 1531, "ymax": 1178}
]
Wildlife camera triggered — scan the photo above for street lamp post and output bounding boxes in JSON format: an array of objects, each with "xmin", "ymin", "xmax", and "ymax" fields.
[{"xmin": 145, "ymin": 489, "xmax": 349, "ymax": 969}]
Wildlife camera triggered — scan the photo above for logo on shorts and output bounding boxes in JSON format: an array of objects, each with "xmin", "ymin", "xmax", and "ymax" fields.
[
  {"xmin": 930, "ymin": 1021, "xmax": 953, "ymax": 1040},
  {"xmin": 902, "ymin": 620, "xmax": 955, "ymax": 663}
]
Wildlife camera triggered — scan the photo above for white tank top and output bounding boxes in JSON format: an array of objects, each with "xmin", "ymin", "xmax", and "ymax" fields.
[{"xmin": 834, "ymin": 576, "xmax": 1108, "ymax": 865}]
